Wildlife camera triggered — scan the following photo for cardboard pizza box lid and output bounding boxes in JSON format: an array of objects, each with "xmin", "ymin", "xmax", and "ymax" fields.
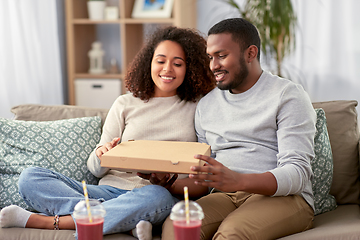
[{"xmin": 101, "ymin": 140, "xmax": 211, "ymax": 174}]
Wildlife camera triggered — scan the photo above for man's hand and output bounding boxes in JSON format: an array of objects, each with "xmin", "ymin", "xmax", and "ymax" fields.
[
  {"xmin": 137, "ymin": 172, "xmax": 178, "ymax": 191},
  {"xmin": 189, "ymin": 154, "xmax": 242, "ymax": 192},
  {"xmin": 190, "ymin": 154, "xmax": 277, "ymax": 195},
  {"xmin": 96, "ymin": 137, "xmax": 120, "ymax": 159}
]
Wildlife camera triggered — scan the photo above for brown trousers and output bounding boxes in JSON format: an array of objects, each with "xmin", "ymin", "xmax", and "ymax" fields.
[{"xmin": 162, "ymin": 191, "xmax": 313, "ymax": 240}]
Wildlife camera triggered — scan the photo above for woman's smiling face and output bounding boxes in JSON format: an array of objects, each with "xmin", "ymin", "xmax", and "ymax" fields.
[{"xmin": 151, "ymin": 40, "xmax": 186, "ymax": 97}]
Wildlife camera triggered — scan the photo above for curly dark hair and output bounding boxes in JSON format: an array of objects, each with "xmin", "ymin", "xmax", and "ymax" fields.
[{"xmin": 125, "ymin": 26, "xmax": 215, "ymax": 102}]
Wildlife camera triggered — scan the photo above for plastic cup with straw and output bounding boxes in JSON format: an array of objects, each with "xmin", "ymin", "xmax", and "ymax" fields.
[
  {"xmin": 170, "ymin": 186, "xmax": 204, "ymax": 240},
  {"xmin": 73, "ymin": 181, "xmax": 106, "ymax": 240}
]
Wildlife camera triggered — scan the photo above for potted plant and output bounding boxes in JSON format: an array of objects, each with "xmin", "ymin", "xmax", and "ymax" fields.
[
  {"xmin": 87, "ymin": 0, "xmax": 106, "ymax": 20},
  {"xmin": 222, "ymin": 0, "xmax": 297, "ymax": 77}
]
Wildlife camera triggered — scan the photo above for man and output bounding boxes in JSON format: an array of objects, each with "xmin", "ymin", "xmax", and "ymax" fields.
[{"xmin": 162, "ymin": 18, "xmax": 316, "ymax": 240}]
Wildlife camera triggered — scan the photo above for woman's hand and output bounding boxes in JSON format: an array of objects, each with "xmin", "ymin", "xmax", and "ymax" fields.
[
  {"xmin": 137, "ymin": 172, "xmax": 178, "ymax": 191},
  {"xmin": 95, "ymin": 137, "xmax": 120, "ymax": 160}
]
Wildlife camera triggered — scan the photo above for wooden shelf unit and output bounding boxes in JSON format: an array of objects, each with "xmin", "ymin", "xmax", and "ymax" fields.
[{"xmin": 65, "ymin": 0, "xmax": 197, "ymax": 105}]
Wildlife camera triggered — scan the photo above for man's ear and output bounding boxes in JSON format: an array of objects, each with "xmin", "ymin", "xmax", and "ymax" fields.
[{"xmin": 246, "ymin": 45, "xmax": 258, "ymax": 63}]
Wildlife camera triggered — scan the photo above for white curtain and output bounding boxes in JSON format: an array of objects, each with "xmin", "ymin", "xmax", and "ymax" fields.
[
  {"xmin": 284, "ymin": 0, "xmax": 360, "ymax": 108},
  {"xmin": 0, "ymin": 0, "xmax": 64, "ymax": 119},
  {"xmin": 197, "ymin": 0, "xmax": 360, "ymax": 113}
]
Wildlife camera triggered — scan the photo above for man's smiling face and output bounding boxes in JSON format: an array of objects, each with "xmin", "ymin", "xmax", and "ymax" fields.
[{"xmin": 207, "ymin": 33, "xmax": 249, "ymax": 93}]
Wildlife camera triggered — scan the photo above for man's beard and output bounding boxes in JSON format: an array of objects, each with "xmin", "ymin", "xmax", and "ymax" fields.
[{"xmin": 217, "ymin": 56, "xmax": 249, "ymax": 91}]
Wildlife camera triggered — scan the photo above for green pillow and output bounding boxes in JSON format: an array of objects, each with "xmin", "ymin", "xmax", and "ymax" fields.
[
  {"xmin": 312, "ymin": 108, "xmax": 337, "ymax": 215},
  {"xmin": 0, "ymin": 116, "xmax": 101, "ymax": 210}
]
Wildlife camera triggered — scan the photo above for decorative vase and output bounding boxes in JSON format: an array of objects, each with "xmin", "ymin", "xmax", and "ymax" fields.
[
  {"xmin": 88, "ymin": 41, "xmax": 106, "ymax": 74},
  {"xmin": 87, "ymin": 1, "xmax": 106, "ymax": 20}
]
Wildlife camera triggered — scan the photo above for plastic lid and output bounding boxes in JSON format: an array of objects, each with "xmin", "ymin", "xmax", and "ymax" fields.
[
  {"xmin": 170, "ymin": 200, "xmax": 204, "ymax": 221},
  {"xmin": 73, "ymin": 199, "xmax": 106, "ymax": 219}
]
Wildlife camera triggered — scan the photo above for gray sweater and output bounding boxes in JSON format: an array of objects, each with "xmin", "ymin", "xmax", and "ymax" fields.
[
  {"xmin": 195, "ymin": 71, "xmax": 316, "ymax": 210},
  {"xmin": 87, "ymin": 94, "xmax": 198, "ymax": 190}
]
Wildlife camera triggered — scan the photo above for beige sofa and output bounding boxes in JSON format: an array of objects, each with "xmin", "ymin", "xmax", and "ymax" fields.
[{"xmin": 0, "ymin": 100, "xmax": 359, "ymax": 240}]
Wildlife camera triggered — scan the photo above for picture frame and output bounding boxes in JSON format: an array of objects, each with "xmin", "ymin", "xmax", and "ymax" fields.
[{"xmin": 132, "ymin": 0, "xmax": 174, "ymax": 18}]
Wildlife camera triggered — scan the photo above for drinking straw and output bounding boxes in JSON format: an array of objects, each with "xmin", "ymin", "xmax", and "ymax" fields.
[
  {"xmin": 184, "ymin": 186, "xmax": 190, "ymax": 224},
  {"xmin": 82, "ymin": 180, "xmax": 93, "ymax": 223}
]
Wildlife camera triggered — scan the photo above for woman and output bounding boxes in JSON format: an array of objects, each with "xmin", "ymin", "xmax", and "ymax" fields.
[{"xmin": 0, "ymin": 26, "xmax": 215, "ymax": 240}]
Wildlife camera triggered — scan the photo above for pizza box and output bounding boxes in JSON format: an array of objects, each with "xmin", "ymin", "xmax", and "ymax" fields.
[{"xmin": 100, "ymin": 140, "xmax": 211, "ymax": 174}]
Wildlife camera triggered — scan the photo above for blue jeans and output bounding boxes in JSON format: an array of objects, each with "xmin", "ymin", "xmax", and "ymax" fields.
[{"xmin": 18, "ymin": 167, "xmax": 179, "ymax": 235}]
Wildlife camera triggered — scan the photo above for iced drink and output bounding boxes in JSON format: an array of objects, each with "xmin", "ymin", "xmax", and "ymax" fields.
[
  {"xmin": 173, "ymin": 219, "xmax": 202, "ymax": 240},
  {"xmin": 73, "ymin": 199, "xmax": 106, "ymax": 240},
  {"xmin": 170, "ymin": 200, "xmax": 204, "ymax": 240},
  {"xmin": 76, "ymin": 217, "xmax": 104, "ymax": 240}
]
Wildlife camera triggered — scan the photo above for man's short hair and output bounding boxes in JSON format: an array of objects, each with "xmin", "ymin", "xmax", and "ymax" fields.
[{"xmin": 208, "ymin": 18, "xmax": 261, "ymax": 61}]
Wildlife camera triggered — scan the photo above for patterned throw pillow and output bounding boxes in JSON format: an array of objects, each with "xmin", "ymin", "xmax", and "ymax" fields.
[
  {"xmin": 312, "ymin": 108, "xmax": 337, "ymax": 215},
  {"xmin": 0, "ymin": 116, "xmax": 101, "ymax": 210}
]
